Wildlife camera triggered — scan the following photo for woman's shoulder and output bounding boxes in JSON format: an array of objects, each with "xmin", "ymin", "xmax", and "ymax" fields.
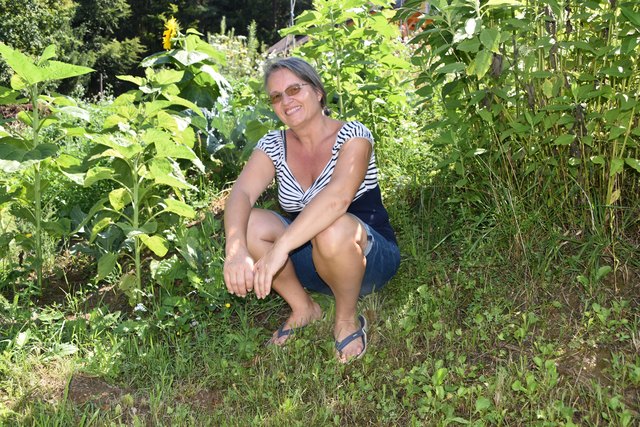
[
  {"xmin": 260, "ymin": 129, "xmax": 284, "ymax": 141},
  {"xmin": 255, "ymin": 130, "xmax": 286, "ymax": 162},
  {"xmin": 338, "ymin": 121, "xmax": 373, "ymax": 143},
  {"xmin": 257, "ymin": 130, "xmax": 284, "ymax": 147}
]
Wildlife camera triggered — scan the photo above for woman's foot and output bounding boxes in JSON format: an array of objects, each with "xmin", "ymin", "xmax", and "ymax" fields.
[
  {"xmin": 267, "ymin": 300, "xmax": 323, "ymax": 346},
  {"xmin": 334, "ymin": 315, "xmax": 367, "ymax": 363}
]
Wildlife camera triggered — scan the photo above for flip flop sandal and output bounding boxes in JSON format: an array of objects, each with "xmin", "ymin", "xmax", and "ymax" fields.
[
  {"xmin": 265, "ymin": 322, "xmax": 306, "ymax": 346},
  {"xmin": 335, "ymin": 314, "xmax": 368, "ymax": 362}
]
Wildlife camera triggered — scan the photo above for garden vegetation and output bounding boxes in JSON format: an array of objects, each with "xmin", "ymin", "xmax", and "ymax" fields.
[{"xmin": 0, "ymin": 0, "xmax": 638, "ymax": 425}]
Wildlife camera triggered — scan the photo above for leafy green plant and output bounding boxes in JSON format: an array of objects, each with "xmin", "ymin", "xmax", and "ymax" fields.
[
  {"xmin": 281, "ymin": 0, "xmax": 413, "ymax": 133},
  {"xmin": 0, "ymin": 43, "xmax": 92, "ymax": 292},
  {"xmin": 65, "ymin": 28, "xmax": 235, "ymax": 304},
  {"xmin": 73, "ymin": 74, "xmax": 205, "ymax": 304},
  {"xmin": 402, "ymin": 0, "xmax": 640, "ymax": 236}
]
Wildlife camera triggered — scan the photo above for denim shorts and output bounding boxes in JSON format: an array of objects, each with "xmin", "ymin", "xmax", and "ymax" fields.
[{"xmin": 272, "ymin": 212, "xmax": 400, "ymax": 296}]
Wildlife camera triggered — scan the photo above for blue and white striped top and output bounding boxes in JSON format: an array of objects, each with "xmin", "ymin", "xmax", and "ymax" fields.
[{"xmin": 255, "ymin": 121, "xmax": 397, "ymax": 244}]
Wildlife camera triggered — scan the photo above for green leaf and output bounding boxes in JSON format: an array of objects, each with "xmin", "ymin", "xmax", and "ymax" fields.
[
  {"xmin": 478, "ymin": 109, "xmax": 493, "ymax": 123},
  {"xmin": 109, "ymin": 188, "xmax": 131, "ymax": 211},
  {"xmin": 620, "ymin": 6, "xmax": 640, "ymax": 28},
  {"xmin": 0, "ymin": 43, "xmax": 42, "ymax": 85},
  {"xmin": 475, "ymin": 397, "xmax": 492, "ymax": 412},
  {"xmin": 38, "ymin": 60, "xmax": 93, "ymax": 81},
  {"xmin": 610, "ymin": 158, "xmax": 624, "ymax": 176},
  {"xmin": 171, "ymin": 50, "xmax": 210, "ymax": 66},
  {"xmin": 117, "ymin": 75, "xmax": 145, "ymax": 86},
  {"xmin": 153, "ymin": 69, "xmax": 184, "ymax": 86},
  {"xmin": 139, "ymin": 234, "xmax": 169, "ymax": 257},
  {"xmin": 149, "ymin": 158, "xmax": 196, "ymax": 190},
  {"xmin": 117, "ymin": 222, "xmax": 157, "ymax": 238},
  {"xmin": 245, "ymin": 120, "xmax": 271, "ymax": 144},
  {"xmin": 484, "ymin": 0, "xmax": 523, "ymax": 7},
  {"xmin": 553, "ymin": 134, "xmax": 574, "ymax": 146},
  {"xmin": 625, "ymin": 158, "xmax": 640, "ymax": 173},
  {"xmin": 435, "ymin": 62, "xmax": 466, "ymax": 75},
  {"xmin": 93, "ymin": 134, "xmax": 143, "ymax": 159},
  {"xmin": 90, "ymin": 217, "xmax": 113, "ymax": 242},
  {"xmin": 480, "ymin": 28, "xmax": 500, "ymax": 53},
  {"xmin": 163, "ymin": 198, "xmax": 196, "ymax": 219},
  {"xmin": 119, "ymin": 273, "xmax": 137, "ymax": 292},
  {"xmin": 590, "ymin": 156, "xmax": 605, "ymax": 166},
  {"xmin": 595, "ymin": 266, "xmax": 612, "ymax": 282},
  {"xmin": 55, "ymin": 153, "xmax": 82, "ymax": 169},
  {"xmin": 457, "ymin": 38, "xmax": 481, "ymax": 53},
  {"xmin": 43, "ymin": 218, "xmax": 70, "ymax": 236},
  {"xmin": 0, "ymin": 141, "xmax": 58, "ymax": 172},
  {"xmin": 85, "ymin": 166, "xmax": 115, "ymax": 187},
  {"xmin": 38, "ymin": 45, "xmax": 57, "ymax": 65},
  {"xmin": 467, "ymin": 50, "xmax": 493, "ymax": 79},
  {"xmin": 55, "ymin": 106, "xmax": 91, "ymax": 122},
  {"xmin": 49, "ymin": 342, "xmax": 78, "ymax": 358},
  {"xmin": 542, "ymin": 79, "xmax": 554, "ymax": 98},
  {"xmin": 431, "ymin": 367, "xmax": 448, "ymax": 386},
  {"xmin": 511, "ymin": 380, "xmax": 526, "ymax": 392},
  {"xmin": 0, "ymin": 86, "xmax": 25, "ymax": 104},
  {"xmin": 599, "ymin": 60, "xmax": 633, "ymax": 78},
  {"xmin": 152, "ymin": 131, "xmax": 204, "ymax": 172},
  {"xmin": 163, "ymin": 94, "xmax": 205, "ymax": 117},
  {"xmin": 97, "ymin": 253, "xmax": 118, "ymax": 281},
  {"xmin": 577, "ymin": 275, "xmax": 589, "ymax": 287},
  {"xmin": 608, "ymin": 189, "xmax": 621, "ymax": 205},
  {"xmin": 14, "ymin": 331, "xmax": 30, "ymax": 349}
]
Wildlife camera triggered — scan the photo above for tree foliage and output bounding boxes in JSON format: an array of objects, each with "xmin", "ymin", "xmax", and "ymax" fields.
[
  {"xmin": 0, "ymin": 0, "xmax": 315, "ymax": 96},
  {"xmin": 0, "ymin": 0, "xmax": 79, "ymax": 86}
]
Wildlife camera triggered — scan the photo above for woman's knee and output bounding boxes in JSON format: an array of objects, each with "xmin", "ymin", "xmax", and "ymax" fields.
[
  {"xmin": 247, "ymin": 209, "xmax": 285, "ymax": 248},
  {"xmin": 312, "ymin": 215, "xmax": 366, "ymax": 259}
]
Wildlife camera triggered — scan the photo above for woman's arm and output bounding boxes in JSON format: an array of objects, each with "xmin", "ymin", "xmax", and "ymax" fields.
[
  {"xmin": 252, "ymin": 137, "xmax": 372, "ymax": 298},
  {"xmin": 223, "ymin": 149, "xmax": 275, "ymax": 297}
]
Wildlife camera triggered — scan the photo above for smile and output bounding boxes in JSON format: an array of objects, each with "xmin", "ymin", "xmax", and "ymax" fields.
[{"xmin": 285, "ymin": 106, "xmax": 302, "ymax": 115}]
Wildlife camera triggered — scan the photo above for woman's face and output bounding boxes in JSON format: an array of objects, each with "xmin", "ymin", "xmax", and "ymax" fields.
[{"xmin": 266, "ymin": 69, "xmax": 323, "ymax": 127}]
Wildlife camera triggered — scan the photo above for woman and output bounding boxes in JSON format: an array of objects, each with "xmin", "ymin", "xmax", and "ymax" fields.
[{"xmin": 223, "ymin": 57, "xmax": 400, "ymax": 363}]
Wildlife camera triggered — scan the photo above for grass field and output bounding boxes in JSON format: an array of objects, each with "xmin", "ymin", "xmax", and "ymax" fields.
[{"xmin": 1, "ymin": 183, "xmax": 638, "ymax": 426}]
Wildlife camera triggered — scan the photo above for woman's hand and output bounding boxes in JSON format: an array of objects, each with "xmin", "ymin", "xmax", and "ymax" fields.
[
  {"xmin": 253, "ymin": 244, "xmax": 289, "ymax": 299},
  {"xmin": 223, "ymin": 249, "xmax": 255, "ymax": 297}
]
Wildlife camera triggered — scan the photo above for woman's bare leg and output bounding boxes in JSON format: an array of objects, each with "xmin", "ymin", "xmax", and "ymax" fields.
[
  {"xmin": 311, "ymin": 214, "xmax": 368, "ymax": 362},
  {"xmin": 247, "ymin": 209, "xmax": 322, "ymax": 344}
]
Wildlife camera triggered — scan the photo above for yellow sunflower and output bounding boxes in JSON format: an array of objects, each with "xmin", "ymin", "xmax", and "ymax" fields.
[{"xmin": 162, "ymin": 17, "xmax": 180, "ymax": 50}]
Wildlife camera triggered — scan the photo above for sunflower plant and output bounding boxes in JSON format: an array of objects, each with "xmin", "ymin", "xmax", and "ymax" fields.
[
  {"xmin": 68, "ymin": 24, "xmax": 232, "ymax": 304},
  {"xmin": 162, "ymin": 17, "xmax": 180, "ymax": 51},
  {"xmin": 146, "ymin": 18, "xmax": 230, "ymax": 109},
  {"xmin": 0, "ymin": 43, "xmax": 93, "ymax": 292}
]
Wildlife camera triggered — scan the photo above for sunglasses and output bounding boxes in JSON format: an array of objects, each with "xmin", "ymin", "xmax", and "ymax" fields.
[{"xmin": 269, "ymin": 83, "xmax": 310, "ymax": 104}]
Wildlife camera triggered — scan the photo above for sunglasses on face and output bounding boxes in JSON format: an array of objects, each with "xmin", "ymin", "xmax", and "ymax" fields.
[{"xmin": 269, "ymin": 83, "xmax": 310, "ymax": 104}]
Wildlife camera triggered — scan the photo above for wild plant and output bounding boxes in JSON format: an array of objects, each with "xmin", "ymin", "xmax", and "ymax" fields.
[
  {"xmin": 280, "ymin": 0, "xmax": 415, "ymax": 135},
  {"xmin": 0, "ymin": 43, "xmax": 92, "ymax": 293},
  {"xmin": 400, "ymin": 0, "xmax": 640, "ymax": 238},
  {"xmin": 70, "ymin": 27, "xmax": 230, "ymax": 304}
]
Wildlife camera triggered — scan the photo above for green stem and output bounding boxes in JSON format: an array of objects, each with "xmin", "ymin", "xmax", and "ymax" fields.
[
  {"xmin": 328, "ymin": 7, "xmax": 344, "ymax": 115},
  {"xmin": 132, "ymin": 156, "xmax": 142, "ymax": 299},
  {"xmin": 31, "ymin": 84, "xmax": 43, "ymax": 293}
]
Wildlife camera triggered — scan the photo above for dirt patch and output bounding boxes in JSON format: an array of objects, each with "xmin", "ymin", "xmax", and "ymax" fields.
[
  {"xmin": 174, "ymin": 382, "xmax": 224, "ymax": 411},
  {"xmin": 67, "ymin": 374, "xmax": 133, "ymax": 408},
  {"xmin": 67, "ymin": 374, "xmax": 224, "ymax": 416},
  {"xmin": 65, "ymin": 373, "xmax": 151, "ymax": 422},
  {"xmin": 33, "ymin": 252, "xmax": 130, "ymax": 314}
]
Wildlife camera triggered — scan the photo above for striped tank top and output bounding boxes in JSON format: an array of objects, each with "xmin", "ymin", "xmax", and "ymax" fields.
[{"xmin": 255, "ymin": 121, "xmax": 397, "ymax": 244}]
